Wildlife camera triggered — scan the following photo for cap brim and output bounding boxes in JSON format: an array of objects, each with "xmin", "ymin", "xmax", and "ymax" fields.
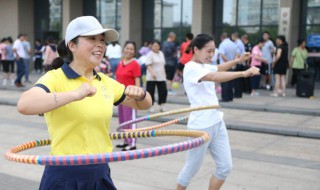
[{"xmin": 80, "ymin": 28, "xmax": 119, "ymax": 42}]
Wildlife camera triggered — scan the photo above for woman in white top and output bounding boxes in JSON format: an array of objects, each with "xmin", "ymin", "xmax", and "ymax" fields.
[
  {"xmin": 177, "ymin": 34, "xmax": 259, "ymax": 190},
  {"xmin": 106, "ymin": 41, "xmax": 122, "ymax": 76},
  {"xmin": 145, "ymin": 40, "xmax": 168, "ymax": 112}
]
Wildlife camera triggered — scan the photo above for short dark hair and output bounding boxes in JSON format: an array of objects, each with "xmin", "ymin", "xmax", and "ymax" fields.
[
  {"xmin": 151, "ymin": 40, "xmax": 161, "ymax": 47},
  {"xmin": 263, "ymin": 31, "xmax": 270, "ymax": 36},
  {"xmin": 186, "ymin": 34, "xmax": 214, "ymax": 54},
  {"xmin": 123, "ymin": 41, "xmax": 137, "ymax": 54},
  {"xmin": 297, "ymin": 39, "xmax": 305, "ymax": 46},
  {"xmin": 257, "ymin": 38, "xmax": 265, "ymax": 44},
  {"xmin": 17, "ymin": 34, "xmax": 25, "ymax": 38},
  {"xmin": 186, "ymin": 33, "xmax": 194, "ymax": 40}
]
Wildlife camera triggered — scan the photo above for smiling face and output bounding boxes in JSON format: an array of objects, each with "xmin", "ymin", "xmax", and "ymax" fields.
[
  {"xmin": 123, "ymin": 43, "xmax": 135, "ymax": 59},
  {"xmin": 69, "ymin": 34, "xmax": 106, "ymax": 68},
  {"xmin": 193, "ymin": 40, "xmax": 215, "ymax": 64},
  {"xmin": 151, "ymin": 42, "xmax": 161, "ymax": 53}
]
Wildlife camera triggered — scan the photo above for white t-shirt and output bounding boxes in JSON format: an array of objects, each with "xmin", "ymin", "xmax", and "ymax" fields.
[
  {"xmin": 13, "ymin": 39, "xmax": 26, "ymax": 58},
  {"xmin": 183, "ymin": 61, "xmax": 222, "ymax": 129},
  {"xmin": 145, "ymin": 51, "xmax": 166, "ymax": 81},
  {"xmin": 106, "ymin": 44, "xmax": 122, "ymax": 59}
]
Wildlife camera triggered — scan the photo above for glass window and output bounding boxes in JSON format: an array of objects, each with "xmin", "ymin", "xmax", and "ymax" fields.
[
  {"xmin": 307, "ymin": 0, "xmax": 320, "ymax": 24},
  {"xmin": 223, "ymin": 0, "xmax": 237, "ymax": 26},
  {"xmin": 143, "ymin": 0, "xmax": 192, "ymax": 43},
  {"xmin": 182, "ymin": 0, "xmax": 192, "ymax": 27},
  {"xmin": 49, "ymin": 0, "xmax": 62, "ymax": 32},
  {"xmin": 163, "ymin": 0, "xmax": 181, "ymax": 28},
  {"xmin": 238, "ymin": 0, "xmax": 261, "ymax": 26},
  {"xmin": 239, "ymin": 26, "xmax": 260, "ymax": 43},
  {"xmin": 262, "ymin": 0, "xmax": 279, "ymax": 25}
]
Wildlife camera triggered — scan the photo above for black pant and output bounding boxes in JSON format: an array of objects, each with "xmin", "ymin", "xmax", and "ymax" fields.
[
  {"xmin": 233, "ymin": 64, "xmax": 244, "ymax": 98},
  {"xmin": 221, "ymin": 81, "xmax": 233, "ymax": 101},
  {"xmin": 34, "ymin": 58, "xmax": 43, "ymax": 71},
  {"xmin": 291, "ymin": 68, "xmax": 304, "ymax": 86},
  {"xmin": 146, "ymin": 81, "xmax": 167, "ymax": 105}
]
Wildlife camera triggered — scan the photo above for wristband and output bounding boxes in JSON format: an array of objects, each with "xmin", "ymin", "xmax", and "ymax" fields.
[{"xmin": 135, "ymin": 88, "xmax": 147, "ymax": 101}]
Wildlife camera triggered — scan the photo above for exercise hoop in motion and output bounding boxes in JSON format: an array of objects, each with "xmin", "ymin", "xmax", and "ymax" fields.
[
  {"xmin": 5, "ymin": 105, "xmax": 219, "ymax": 166},
  {"xmin": 5, "ymin": 130, "xmax": 209, "ymax": 166}
]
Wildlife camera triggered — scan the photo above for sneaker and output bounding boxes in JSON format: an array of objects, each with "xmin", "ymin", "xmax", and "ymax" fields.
[
  {"xmin": 149, "ymin": 106, "xmax": 155, "ymax": 113},
  {"xmin": 266, "ymin": 85, "xmax": 271, "ymax": 90},
  {"xmin": 168, "ymin": 90, "xmax": 177, "ymax": 96},
  {"xmin": 282, "ymin": 93, "xmax": 286, "ymax": 97},
  {"xmin": 116, "ymin": 143, "xmax": 129, "ymax": 148},
  {"xmin": 251, "ymin": 92, "xmax": 260, "ymax": 96},
  {"xmin": 270, "ymin": 93, "xmax": 278, "ymax": 97},
  {"xmin": 159, "ymin": 104, "xmax": 166, "ymax": 112},
  {"xmin": 11, "ymin": 80, "xmax": 14, "ymax": 86},
  {"xmin": 122, "ymin": 146, "xmax": 137, "ymax": 151}
]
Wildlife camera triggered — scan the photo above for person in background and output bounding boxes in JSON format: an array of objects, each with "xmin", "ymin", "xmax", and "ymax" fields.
[
  {"xmin": 177, "ymin": 33, "xmax": 194, "ymax": 78},
  {"xmin": 106, "ymin": 41, "xmax": 122, "ymax": 77},
  {"xmin": 17, "ymin": 16, "xmax": 151, "ymax": 190},
  {"xmin": 0, "ymin": 38, "xmax": 6, "ymax": 71},
  {"xmin": 146, "ymin": 40, "xmax": 168, "ymax": 112},
  {"xmin": 219, "ymin": 32, "xmax": 239, "ymax": 102},
  {"xmin": 271, "ymin": 35, "xmax": 289, "ymax": 97},
  {"xmin": 115, "ymin": 41, "xmax": 141, "ymax": 151},
  {"xmin": 231, "ymin": 32, "xmax": 245, "ymax": 98},
  {"xmin": 1, "ymin": 37, "xmax": 15, "ymax": 86},
  {"xmin": 262, "ymin": 31, "xmax": 275, "ymax": 90},
  {"xmin": 241, "ymin": 34, "xmax": 253, "ymax": 94},
  {"xmin": 22, "ymin": 34, "xmax": 31, "ymax": 83},
  {"xmin": 43, "ymin": 37, "xmax": 58, "ymax": 73},
  {"xmin": 176, "ymin": 34, "xmax": 258, "ymax": 190},
  {"xmin": 250, "ymin": 39, "xmax": 267, "ymax": 96},
  {"xmin": 13, "ymin": 34, "xmax": 26, "ymax": 87},
  {"xmin": 138, "ymin": 41, "xmax": 151, "ymax": 85},
  {"xmin": 162, "ymin": 32, "xmax": 177, "ymax": 95},
  {"xmin": 290, "ymin": 39, "xmax": 308, "ymax": 87},
  {"xmin": 34, "ymin": 39, "xmax": 43, "ymax": 74}
]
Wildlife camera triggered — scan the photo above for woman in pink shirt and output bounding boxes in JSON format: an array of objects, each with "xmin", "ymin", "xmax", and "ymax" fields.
[{"xmin": 250, "ymin": 39, "xmax": 267, "ymax": 96}]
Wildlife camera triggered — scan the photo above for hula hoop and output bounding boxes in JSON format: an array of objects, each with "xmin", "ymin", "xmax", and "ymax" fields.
[
  {"xmin": 118, "ymin": 105, "xmax": 220, "ymax": 131},
  {"xmin": 5, "ymin": 130, "xmax": 209, "ymax": 166},
  {"xmin": 5, "ymin": 105, "xmax": 219, "ymax": 166}
]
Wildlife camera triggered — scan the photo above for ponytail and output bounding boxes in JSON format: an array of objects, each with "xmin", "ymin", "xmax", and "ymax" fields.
[{"xmin": 50, "ymin": 38, "xmax": 78, "ymax": 70}]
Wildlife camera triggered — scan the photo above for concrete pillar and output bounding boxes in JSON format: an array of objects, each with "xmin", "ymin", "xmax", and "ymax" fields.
[
  {"xmin": 279, "ymin": 0, "xmax": 301, "ymax": 54},
  {"xmin": 121, "ymin": 0, "xmax": 142, "ymax": 46},
  {"xmin": 191, "ymin": 0, "xmax": 213, "ymax": 36},
  {"xmin": 0, "ymin": 0, "xmax": 19, "ymax": 40},
  {"xmin": 62, "ymin": 0, "xmax": 83, "ymax": 38}
]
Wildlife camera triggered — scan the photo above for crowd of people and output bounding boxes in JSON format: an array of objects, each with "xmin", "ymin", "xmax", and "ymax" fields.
[{"xmin": 0, "ymin": 15, "xmax": 311, "ymax": 190}]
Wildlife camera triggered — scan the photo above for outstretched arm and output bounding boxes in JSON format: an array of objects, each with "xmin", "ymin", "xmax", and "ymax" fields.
[
  {"xmin": 201, "ymin": 66, "xmax": 260, "ymax": 83},
  {"xmin": 217, "ymin": 52, "xmax": 251, "ymax": 71}
]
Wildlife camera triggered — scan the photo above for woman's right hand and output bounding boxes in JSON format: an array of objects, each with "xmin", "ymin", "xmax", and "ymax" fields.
[
  {"xmin": 74, "ymin": 83, "xmax": 97, "ymax": 100},
  {"xmin": 243, "ymin": 66, "xmax": 260, "ymax": 78}
]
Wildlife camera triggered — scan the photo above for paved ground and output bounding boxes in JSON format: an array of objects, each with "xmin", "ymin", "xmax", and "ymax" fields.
[{"xmin": 0, "ymin": 73, "xmax": 320, "ymax": 189}]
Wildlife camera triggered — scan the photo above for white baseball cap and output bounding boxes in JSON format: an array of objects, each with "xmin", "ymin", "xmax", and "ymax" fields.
[{"xmin": 65, "ymin": 16, "xmax": 119, "ymax": 46}]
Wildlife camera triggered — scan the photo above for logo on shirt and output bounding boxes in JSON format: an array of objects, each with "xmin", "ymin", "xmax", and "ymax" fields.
[{"xmin": 101, "ymin": 86, "xmax": 111, "ymax": 99}]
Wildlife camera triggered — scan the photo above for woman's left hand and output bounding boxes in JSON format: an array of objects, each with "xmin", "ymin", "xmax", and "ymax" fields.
[{"xmin": 125, "ymin": 86, "xmax": 145, "ymax": 100}]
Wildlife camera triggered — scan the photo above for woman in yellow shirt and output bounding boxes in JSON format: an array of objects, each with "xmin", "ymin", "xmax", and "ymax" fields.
[{"xmin": 17, "ymin": 16, "xmax": 152, "ymax": 190}]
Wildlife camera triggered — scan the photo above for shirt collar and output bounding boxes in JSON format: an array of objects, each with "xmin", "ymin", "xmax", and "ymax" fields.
[{"xmin": 61, "ymin": 63, "xmax": 101, "ymax": 81}]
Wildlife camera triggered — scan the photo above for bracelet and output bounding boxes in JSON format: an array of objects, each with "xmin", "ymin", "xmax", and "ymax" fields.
[
  {"xmin": 53, "ymin": 92, "xmax": 58, "ymax": 109},
  {"xmin": 135, "ymin": 88, "xmax": 147, "ymax": 101}
]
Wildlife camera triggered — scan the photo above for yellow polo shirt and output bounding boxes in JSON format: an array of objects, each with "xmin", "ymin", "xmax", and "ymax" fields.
[{"xmin": 35, "ymin": 63, "xmax": 125, "ymax": 156}]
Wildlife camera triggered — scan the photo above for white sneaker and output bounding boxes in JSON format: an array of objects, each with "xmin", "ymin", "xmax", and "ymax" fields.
[
  {"xmin": 168, "ymin": 90, "xmax": 177, "ymax": 96},
  {"xmin": 11, "ymin": 80, "xmax": 14, "ymax": 86},
  {"xmin": 159, "ymin": 104, "xmax": 166, "ymax": 112},
  {"xmin": 266, "ymin": 85, "xmax": 271, "ymax": 90},
  {"xmin": 2, "ymin": 79, "xmax": 7, "ymax": 86},
  {"xmin": 149, "ymin": 106, "xmax": 155, "ymax": 113}
]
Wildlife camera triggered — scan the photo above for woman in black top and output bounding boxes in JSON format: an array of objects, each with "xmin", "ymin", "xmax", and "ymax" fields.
[{"xmin": 271, "ymin": 35, "xmax": 288, "ymax": 97}]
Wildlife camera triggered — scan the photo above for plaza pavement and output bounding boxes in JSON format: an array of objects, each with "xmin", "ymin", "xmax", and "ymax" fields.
[{"xmin": 0, "ymin": 73, "xmax": 319, "ymax": 189}]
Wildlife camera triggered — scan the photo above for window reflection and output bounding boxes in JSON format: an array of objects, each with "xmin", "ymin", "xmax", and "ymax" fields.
[
  {"xmin": 307, "ymin": 0, "xmax": 320, "ymax": 24},
  {"xmin": 262, "ymin": 0, "xmax": 279, "ymax": 25},
  {"xmin": 163, "ymin": 0, "xmax": 181, "ymax": 28},
  {"xmin": 238, "ymin": 0, "xmax": 261, "ymax": 26},
  {"xmin": 223, "ymin": 0, "xmax": 237, "ymax": 25},
  {"xmin": 49, "ymin": 0, "xmax": 61, "ymax": 31}
]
